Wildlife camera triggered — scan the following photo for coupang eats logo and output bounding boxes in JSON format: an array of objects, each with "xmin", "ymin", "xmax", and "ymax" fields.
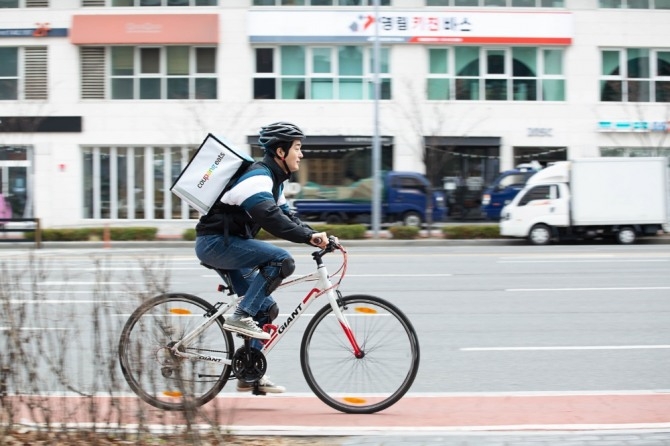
[
  {"xmin": 197, "ymin": 152, "xmax": 226, "ymax": 188},
  {"xmin": 349, "ymin": 14, "xmax": 375, "ymax": 32}
]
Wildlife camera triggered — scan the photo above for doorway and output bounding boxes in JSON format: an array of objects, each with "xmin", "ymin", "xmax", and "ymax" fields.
[{"xmin": 0, "ymin": 146, "xmax": 32, "ymax": 218}]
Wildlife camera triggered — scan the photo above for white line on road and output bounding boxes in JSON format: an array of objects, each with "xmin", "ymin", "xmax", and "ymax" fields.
[
  {"xmin": 201, "ymin": 274, "xmax": 453, "ymax": 278},
  {"xmin": 461, "ymin": 345, "xmax": 670, "ymax": 351},
  {"xmin": 499, "ymin": 259, "xmax": 668, "ymax": 263},
  {"xmin": 507, "ymin": 286, "xmax": 670, "ymax": 291},
  {"xmin": 0, "ymin": 327, "xmax": 69, "ymax": 331},
  {"xmin": 9, "ymin": 300, "xmax": 134, "ymax": 304}
]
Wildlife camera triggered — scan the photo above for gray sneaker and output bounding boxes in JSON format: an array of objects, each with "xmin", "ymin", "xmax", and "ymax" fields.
[
  {"xmin": 223, "ymin": 316, "xmax": 270, "ymax": 340},
  {"xmin": 237, "ymin": 375, "xmax": 286, "ymax": 394}
]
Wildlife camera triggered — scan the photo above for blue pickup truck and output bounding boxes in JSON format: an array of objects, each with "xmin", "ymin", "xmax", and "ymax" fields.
[
  {"xmin": 292, "ymin": 171, "xmax": 446, "ymax": 227},
  {"xmin": 480, "ymin": 163, "xmax": 542, "ymax": 220}
]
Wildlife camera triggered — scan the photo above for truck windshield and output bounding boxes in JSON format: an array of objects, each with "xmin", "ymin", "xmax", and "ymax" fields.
[{"xmin": 497, "ymin": 173, "xmax": 528, "ymax": 190}]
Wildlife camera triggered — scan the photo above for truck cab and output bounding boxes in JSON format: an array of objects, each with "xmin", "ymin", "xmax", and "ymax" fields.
[
  {"xmin": 481, "ymin": 162, "xmax": 542, "ymax": 221},
  {"xmin": 291, "ymin": 171, "xmax": 446, "ymax": 227}
]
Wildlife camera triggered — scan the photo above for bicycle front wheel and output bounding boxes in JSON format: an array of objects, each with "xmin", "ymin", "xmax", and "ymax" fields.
[
  {"xmin": 300, "ymin": 294, "xmax": 420, "ymax": 414},
  {"xmin": 118, "ymin": 293, "xmax": 234, "ymax": 411}
]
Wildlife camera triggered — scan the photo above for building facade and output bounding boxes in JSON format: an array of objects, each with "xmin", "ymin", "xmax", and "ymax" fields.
[{"xmin": 0, "ymin": 0, "xmax": 669, "ymax": 229}]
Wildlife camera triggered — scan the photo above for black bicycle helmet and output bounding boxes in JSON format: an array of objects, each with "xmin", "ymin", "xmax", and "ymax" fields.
[{"xmin": 258, "ymin": 122, "xmax": 305, "ymax": 154}]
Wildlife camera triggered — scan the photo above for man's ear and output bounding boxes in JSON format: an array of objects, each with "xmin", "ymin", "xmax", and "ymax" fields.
[{"xmin": 276, "ymin": 148, "xmax": 284, "ymax": 158}]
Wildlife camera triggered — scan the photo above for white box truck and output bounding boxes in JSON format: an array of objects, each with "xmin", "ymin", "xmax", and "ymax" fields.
[{"xmin": 499, "ymin": 157, "xmax": 670, "ymax": 245}]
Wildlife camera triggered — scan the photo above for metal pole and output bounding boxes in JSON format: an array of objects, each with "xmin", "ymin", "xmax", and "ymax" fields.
[{"xmin": 371, "ymin": 0, "xmax": 382, "ymax": 238}]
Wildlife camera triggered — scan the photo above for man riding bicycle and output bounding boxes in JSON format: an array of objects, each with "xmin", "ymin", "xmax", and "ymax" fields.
[{"xmin": 194, "ymin": 122, "xmax": 328, "ymax": 394}]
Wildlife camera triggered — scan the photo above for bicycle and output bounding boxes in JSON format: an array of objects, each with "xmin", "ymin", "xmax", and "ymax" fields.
[{"xmin": 118, "ymin": 236, "xmax": 420, "ymax": 414}]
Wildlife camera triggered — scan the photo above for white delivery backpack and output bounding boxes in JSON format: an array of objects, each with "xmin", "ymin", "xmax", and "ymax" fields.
[{"xmin": 170, "ymin": 134, "xmax": 253, "ymax": 215}]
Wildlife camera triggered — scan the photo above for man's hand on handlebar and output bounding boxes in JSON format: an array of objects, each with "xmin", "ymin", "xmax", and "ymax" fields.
[{"xmin": 310, "ymin": 232, "xmax": 329, "ymax": 248}]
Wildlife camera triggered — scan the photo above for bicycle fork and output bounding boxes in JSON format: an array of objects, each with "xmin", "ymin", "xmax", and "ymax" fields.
[{"xmin": 328, "ymin": 288, "xmax": 364, "ymax": 358}]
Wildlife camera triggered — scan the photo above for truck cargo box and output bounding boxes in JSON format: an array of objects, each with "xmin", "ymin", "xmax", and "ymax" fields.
[{"xmin": 570, "ymin": 157, "xmax": 668, "ymax": 225}]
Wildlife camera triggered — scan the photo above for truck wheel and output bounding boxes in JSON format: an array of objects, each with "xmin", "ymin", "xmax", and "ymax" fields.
[
  {"xmin": 528, "ymin": 224, "xmax": 552, "ymax": 245},
  {"xmin": 402, "ymin": 212, "xmax": 422, "ymax": 228},
  {"xmin": 616, "ymin": 227, "xmax": 637, "ymax": 245},
  {"xmin": 324, "ymin": 214, "xmax": 344, "ymax": 225}
]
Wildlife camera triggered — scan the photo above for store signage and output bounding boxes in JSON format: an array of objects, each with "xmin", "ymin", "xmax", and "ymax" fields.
[
  {"xmin": 70, "ymin": 14, "xmax": 218, "ymax": 45},
  {"xmin": 527, "ymin": 128, "xmax": 553, "ymax": 137},
  {"xmin": 248, "ymin": 10, "xmax": 572, "ymax": 45},
  {"xmin": 0, "ymin": 117, "xmax": 82, "ymax": 133},
  {"xmin": 0, "ymin": 27, "xmax": 67, "ymax": 38},
  {"xmin": 597, "ymin": 121, "xmax": 670, "ymax": 133}
]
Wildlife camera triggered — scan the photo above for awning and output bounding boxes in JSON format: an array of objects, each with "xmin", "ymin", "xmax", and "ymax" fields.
[
  {"xmin": 247, "ymin": 135, "xmax": 394, "ymax": 146},
  {"xmin": 424, "ymin": 136, "xmax": 501, "ymax": 147},
  {"xmin": 70, "ymin": 14, "xmax": 218, "ymax": 45}
]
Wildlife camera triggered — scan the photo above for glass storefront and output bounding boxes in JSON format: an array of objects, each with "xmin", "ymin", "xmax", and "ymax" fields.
[{"xmin": 0, "ymin": 146, "xmax": 32, "ymax": 219}]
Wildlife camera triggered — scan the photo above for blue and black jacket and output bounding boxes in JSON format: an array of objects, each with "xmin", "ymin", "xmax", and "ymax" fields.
[{"xmin": 195, "ymin": 155, "xmax": 314, "ymax": 244}]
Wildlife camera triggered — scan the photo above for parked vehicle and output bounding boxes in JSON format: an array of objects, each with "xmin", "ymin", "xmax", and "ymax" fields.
[
  {"xmin": 480, "ymin": 162, "xmax": 542, "ymax": 221},
  {"xmin": 500, "ymin": 157, "xmax": 670, "ymax": 245},
  {"xmin": 292, "ymin": 171, "xmax": 446, "ymax": 227}
]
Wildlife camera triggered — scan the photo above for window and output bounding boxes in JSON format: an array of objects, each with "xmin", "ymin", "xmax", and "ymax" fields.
[
  {"xmin": 428, "ymin": 46, "xmax": 565, "ymax": 101},
  {"xmin": 599, "ymin": 0, "xmax": 670, "ymax": 8},
  {"xmin": 426, "ymin": 0, "xmax": 564, "ymax": 6},
  {"xmin": 600, "ymin": 147, "xmax": 670, "ymax": 158},
  {"xmin": 0, "ymin": 48, "xmax": 18, "ymax": 100},
  {"xmin": 82, "ymin": 146, "xmax": 199, "ymax": 220},
  {"xmin": 600, "ymin": 48, "xmax": 670, "ymax": 102},
  {"xmin": 518, "ymin": 185, "xmax": 552, "ymax": 206},
  {"xmin": 0, "ymin": 46, "xmax": 48, "ymax": 101},
  {"xmin": 108, "ymin": 46, "xmax": 217, "ymax": 100},
  {"xmin": 252, "ymin": 0, "xmax": 390, "ymax": 5},
  {"xmin": 254, "ymin": 46, "xmax": 391, "ymax": 100},
  {"xmin": 85, "ymin": 0, "xmax": 217, "ymax": 6},
  {"xmin": 0, "ymin": 0, "xmax": 48, "ymax": 7}
]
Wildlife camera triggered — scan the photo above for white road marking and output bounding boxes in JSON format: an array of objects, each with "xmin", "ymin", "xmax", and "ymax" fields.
[
  {"xmin": 499, "ymin": 259, "xmax": 668, "ymax": 263},
  {"xmin": 461, "ymin": 345, "xmax": 670, "ymax": 352},
  {"xmin": 507, "ymin": 286, "xmax": 670, "ymax": 291}
]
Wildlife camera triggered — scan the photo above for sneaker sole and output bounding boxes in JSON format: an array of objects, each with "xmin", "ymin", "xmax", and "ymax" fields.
[
  {"xmin": 236, "ymin": 386, "xmax": 285, "ymax": 394},
  {"xmin": 223, "ymin": 323, "xmax": 270, "ymax": 340}
]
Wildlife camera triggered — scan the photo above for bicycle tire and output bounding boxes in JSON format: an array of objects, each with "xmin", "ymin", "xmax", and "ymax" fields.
[
  {"xmin": 300, "ymin": 294, "xmax": 420, "ymax": 414},
  {"xmin": 118, "ymin": 293, "xmax": 234, "ymax": 411}
]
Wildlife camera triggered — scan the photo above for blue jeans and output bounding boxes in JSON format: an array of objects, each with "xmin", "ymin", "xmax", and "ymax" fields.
[{"xmin": 195, "ymin": 234, "xmax": 292, "ymax": 320}]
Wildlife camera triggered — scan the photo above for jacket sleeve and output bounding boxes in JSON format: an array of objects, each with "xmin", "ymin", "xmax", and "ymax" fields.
[
  {"xmin": 281, "ymin": 203, "xmax": 313, "ymax": 230},
  {"xmin": 248, "ymin": 199, "xmax": 315, "ymax": 244}
]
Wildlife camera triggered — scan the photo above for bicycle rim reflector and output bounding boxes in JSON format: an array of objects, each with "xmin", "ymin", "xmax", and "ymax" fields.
[
  {"xmin": 354, "ymin": 306, "xmax": 377, "ymax": 314},
  {"xmin": 169, "ymin": 308, "xmax": 192, "ymax": 315},
  {"xmin": 162, "ymin": 390, "xmax": 183, "ymax": 398},
  {"xmin": 342, "ymin": 396, "xmax": 367, "ymax": 405}
]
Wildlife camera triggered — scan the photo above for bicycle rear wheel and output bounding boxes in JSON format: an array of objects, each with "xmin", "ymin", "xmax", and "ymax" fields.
[
  {"xmin": 300, "ymin": 294, "xmax": 420, "ymax": 414},
  {"xmin": 118, "ymin": 293, "xmax": 234, "ymax": 411}
]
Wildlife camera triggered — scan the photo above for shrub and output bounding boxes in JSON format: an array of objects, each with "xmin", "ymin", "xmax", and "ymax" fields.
[
  {"xmin": 388, "ymin": 225, "xmax": 420, "ymax": 240},
  {"xmin": 442, "ymin": 224, "xmax": 500, "ymax": 239},
  {"xmin": 37, "ymin": 227, "xmax": 157, "ymax": 241},
  {"xmin": 257, "ymin": 224, "xmax": 368, "ymax": 240}
]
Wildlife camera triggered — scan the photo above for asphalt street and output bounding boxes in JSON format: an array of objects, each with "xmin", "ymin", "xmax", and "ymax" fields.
[{"xmin": 1, "ymin": 238, "xmax": 669, "ymax": 445}]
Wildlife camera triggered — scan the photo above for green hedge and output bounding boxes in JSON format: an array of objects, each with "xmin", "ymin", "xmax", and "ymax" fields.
[
  {"xmin": 442, "ymin": 224, "xmax": 500, "ymax": 239},
  {"xmin": 26, "ymin": 224, "xmax": 500, "ymax": 242},
  {"xmin": 183, "ymin": 224, "xmax": 367, "ymax": 241},
  {"xmin": 388, "ymin": 226, "xmax": 420, "ymax": 239},
  {"xmin": 33, "ymin": 227, "xmax": 158, "ymax": 241}
]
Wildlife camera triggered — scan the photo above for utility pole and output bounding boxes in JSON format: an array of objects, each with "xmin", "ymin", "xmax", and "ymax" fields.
[{"xmin": 371, "ymin": 0, "xmax": 382, "ymax": 238}]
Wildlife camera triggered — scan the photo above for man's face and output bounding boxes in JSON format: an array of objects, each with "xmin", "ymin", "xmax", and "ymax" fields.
[{"xmin": 279, "ymin": 140, "xmax": 303, "ymax": 173}]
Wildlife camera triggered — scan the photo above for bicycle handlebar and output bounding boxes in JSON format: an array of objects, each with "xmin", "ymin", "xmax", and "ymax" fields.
[{"xmin": 312, "ymin": 235, "xmax": 341, "ymax": 259}]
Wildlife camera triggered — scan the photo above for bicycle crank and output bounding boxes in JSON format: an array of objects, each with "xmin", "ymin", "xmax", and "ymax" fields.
[{"xmin": 231, "ymin": 346, "xmax": 267, "ymax": 383}]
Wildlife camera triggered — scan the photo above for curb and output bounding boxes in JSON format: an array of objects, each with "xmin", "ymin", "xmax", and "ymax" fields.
[{"xmin": 1, "ymin": 236, "xmax": 670, "ymax": 250}]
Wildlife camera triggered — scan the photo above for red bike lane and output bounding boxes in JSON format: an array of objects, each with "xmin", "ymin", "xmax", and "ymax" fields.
[{"xmin": 7, "ymin": 392, "xmax": 670, "ymax": 433}]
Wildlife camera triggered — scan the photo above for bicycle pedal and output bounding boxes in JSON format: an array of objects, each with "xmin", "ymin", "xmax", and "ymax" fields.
[{"xmin": 252, "ymin": 384, "xmax": 266, "ymax": 396}]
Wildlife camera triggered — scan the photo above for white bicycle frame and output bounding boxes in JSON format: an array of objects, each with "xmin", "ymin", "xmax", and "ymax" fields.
[{"xmin": 171, "ymin": 252, "xmax": 362, "ymax": 365}]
